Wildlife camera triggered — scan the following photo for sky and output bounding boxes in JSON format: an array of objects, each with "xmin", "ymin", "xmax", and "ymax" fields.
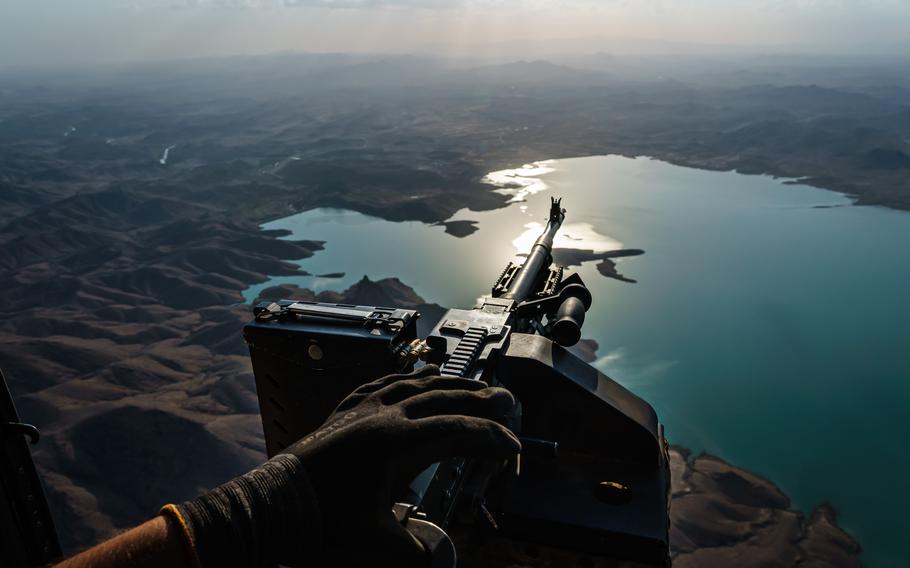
[{"xmin": 1, "ymin": 0, "xmax": 908, "ymax": 68}]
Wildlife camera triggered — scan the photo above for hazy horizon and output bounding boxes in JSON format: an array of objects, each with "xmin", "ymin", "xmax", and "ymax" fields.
[{"xmin": 2, "ymin": 0, "xmax": 910, "ymax": 69}]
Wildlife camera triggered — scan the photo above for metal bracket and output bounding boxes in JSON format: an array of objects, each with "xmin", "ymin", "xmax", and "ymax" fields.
[
  {"xmin": 440, "ymin": 326, "xmax": 489, "ymax": 377},
  {"xmin": 2, "ymin": 421, "xmax": 40, "ymax": 445},
  {"xmin": 393, "ymin": 503, "xmax": 457, "ymax": 568}
]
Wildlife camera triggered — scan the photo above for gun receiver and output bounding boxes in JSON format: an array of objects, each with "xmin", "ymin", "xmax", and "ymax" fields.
[{"xmin": 244, "ymin": 198, "xmax": 671, "ymax": 567}]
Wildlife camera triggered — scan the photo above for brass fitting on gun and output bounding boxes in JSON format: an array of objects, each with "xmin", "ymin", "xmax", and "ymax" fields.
[{"xmin": 397, "ymin": 338, "xmax": 433, "ymax": 365}]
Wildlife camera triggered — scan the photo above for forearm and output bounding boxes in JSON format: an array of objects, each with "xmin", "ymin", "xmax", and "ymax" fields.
[
  {"xmin": 56, "ymin": 455, "xmax": 320, "ymax": 568},
  {"xmin": 172, "ymin": 454, "xmax": 322, "ymax": 567},
  {"xmin": 54, "ymin": 516, "xmax": 191, "ymax": 568}
]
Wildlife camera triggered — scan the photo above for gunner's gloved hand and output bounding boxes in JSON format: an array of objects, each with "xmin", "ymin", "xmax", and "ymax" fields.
[{"xmin": 162, "ymin": 365, "xmax": 520, "ymax": 568}]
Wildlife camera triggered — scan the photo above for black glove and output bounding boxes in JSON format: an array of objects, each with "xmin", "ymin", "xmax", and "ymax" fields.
[{"xmin": 165, "ymin": 365, "xmax": 520, "ymax": 568}]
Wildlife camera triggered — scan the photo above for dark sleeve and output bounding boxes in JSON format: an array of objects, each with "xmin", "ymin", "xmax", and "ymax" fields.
[{"xmin": 167, "ymin": 454, "xmax": 322, "ymax": 568}]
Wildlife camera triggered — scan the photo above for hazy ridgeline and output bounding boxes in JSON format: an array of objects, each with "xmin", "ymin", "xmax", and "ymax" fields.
[
  {"xmin": 1, "ymin": 51, "xmax": 908, "ymax": 565},
  {"xmin": 3, "ymin": 51, "xmax": 909, "ymax": 216}
]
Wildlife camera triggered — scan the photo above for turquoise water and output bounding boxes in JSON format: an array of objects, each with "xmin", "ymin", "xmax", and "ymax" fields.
[{"xmin": 245, "ymin": 156, "xmax": 910, "ymax": 566}]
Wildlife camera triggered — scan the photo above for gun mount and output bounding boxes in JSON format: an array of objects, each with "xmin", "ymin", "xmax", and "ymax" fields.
[{"xmin": 244, "ymin": 198, "xmax": 670, "ymax": 567}]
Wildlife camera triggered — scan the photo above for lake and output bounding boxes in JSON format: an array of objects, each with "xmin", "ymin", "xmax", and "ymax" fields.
[{"xmin": 244, "ymin": 155, "xmax": 910, "ymax": 567}]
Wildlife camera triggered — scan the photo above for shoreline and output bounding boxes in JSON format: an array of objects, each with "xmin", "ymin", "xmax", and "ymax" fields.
[
  {"xmin": 246, "ymin": 152, "xmax": 878, "ymax": 232},
  {"xmin": 668, "ymin": 445, "xmax": 861, "ymax": 566}
]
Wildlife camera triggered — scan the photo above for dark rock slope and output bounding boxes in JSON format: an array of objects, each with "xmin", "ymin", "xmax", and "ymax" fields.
[{"xmin": 670, "ymin": 447, "xmax": 861, "ymax": 567}]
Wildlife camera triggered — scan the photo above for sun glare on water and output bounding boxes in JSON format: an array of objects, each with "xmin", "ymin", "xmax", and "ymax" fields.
[
  {"xmin": 511, "ymin": 221, "xmax": 624, "ymax": 256},
  {"xmin": 483, "ymin": 161, "xmax": 557, "ymax": 203}
]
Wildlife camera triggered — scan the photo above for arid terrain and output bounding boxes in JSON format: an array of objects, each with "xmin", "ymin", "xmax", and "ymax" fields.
[{"xmin": 3, "ymin": 52, "xmax": 903, "ymax": 563}]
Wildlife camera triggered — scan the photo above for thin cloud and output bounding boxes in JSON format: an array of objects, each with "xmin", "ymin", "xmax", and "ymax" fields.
[{"xmin": 164, "ymin": 0, "xmax": 467, "ymax": 7}]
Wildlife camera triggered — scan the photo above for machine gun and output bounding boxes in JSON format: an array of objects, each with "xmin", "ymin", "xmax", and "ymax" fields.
[{"xmin": 244, "ymin": 198, "xmax": 671, "ymax": 567}]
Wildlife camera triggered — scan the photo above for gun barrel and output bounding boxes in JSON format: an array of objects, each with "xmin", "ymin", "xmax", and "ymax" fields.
[{"xmin": 502, "ymin": 198, "xmax": 565, "ymax": 302}]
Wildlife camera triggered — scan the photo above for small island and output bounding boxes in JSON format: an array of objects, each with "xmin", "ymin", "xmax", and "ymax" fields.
[{"xmin": 435, "ymin": 219, "xmax": 481, "ymax": 238}]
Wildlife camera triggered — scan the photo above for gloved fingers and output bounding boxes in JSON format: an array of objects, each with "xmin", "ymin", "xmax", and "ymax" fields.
[
  {"xmin": 402, "ymin": 386, "xmax": 516, "ymax": 420},
  {"xmin": 377, "ymin": 375, "xmax": 487, "ymax": 406},
  {"xmin": 356, "ymin": 364, "xmax": 441, "ymax": 395},
  {"xmin": 399, "ymin": 363, "xmax": 442, "ymax": 380},
  {"xmin": 412, "ymin": 415, "xmax": 521, "ymax": 461},
  {"xmin": 334, "ymin": 365, "xmax": 441, "ymax": 410}
]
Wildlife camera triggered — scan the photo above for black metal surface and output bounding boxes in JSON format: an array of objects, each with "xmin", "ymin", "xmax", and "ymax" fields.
[
  {"xmin": 0, "ymin": 369, "xmax": 62, "ymax": 567},
  {"xmin": 3, "ymin": 422, "xmax": 40, "ymax": 445},
  {"xmin": 498, "ymin": 334, "xmax": 661, "ymax": 464},
  {"xmin": 424, "ymin": 308, "xmax": 511, "ymax": 382},
  {"xmin": 489, "ymin": 334, "xmax": 670, "ymax": 564},
  {"xmin": 551, "ymin": 296, "xmax": 587, "ymax": 347},
  {"xmin": 244, "ymin": 301, "xmax": 419, "ymax": 457},
  {"xmin": 393, "ymin": 504, "xmax": 457, "ymax": 568},
  {"xmin": 439, "ymin": 327, "xmax": 489, "ymax": 377},
  {"xmin": 509, "ymin": 273, "xmax": 592, "ymax": 339}
]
